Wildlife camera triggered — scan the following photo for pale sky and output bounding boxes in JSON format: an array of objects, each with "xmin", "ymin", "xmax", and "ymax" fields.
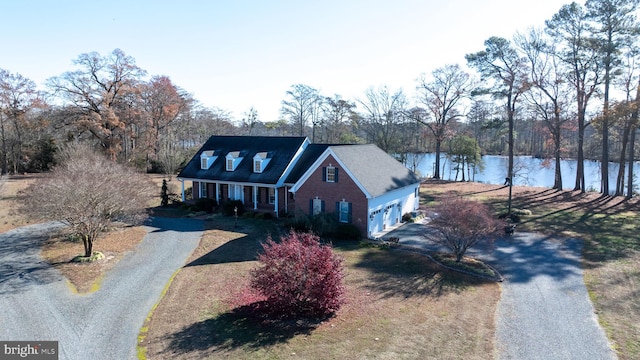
[{"xmin": 0, "ymin": 0, "xmax": 575, "ymax": 121}]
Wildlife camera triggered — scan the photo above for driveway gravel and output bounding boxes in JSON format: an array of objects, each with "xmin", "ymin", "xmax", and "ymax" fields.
[
  {"xmin": 0, "ymin": 217, "xmax": 203, "ymax": 360},
  {"xmin": 382, "ymin": 222, "xmax": 617, "ymax": 360}
]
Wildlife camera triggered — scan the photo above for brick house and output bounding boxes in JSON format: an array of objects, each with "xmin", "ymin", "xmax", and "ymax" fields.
[{"xmin": 177, "ymin": 136, "xmax": 421, "ymax": 238}]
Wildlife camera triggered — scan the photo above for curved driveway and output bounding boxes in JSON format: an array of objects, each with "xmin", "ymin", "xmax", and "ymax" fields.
[
  {"xmin": 0, "ymin": 217, "xmax": 203, "ymax": 360},
  {"xmin": 384, "ymin": 222, "xmax": 617, "ymax": 360}
]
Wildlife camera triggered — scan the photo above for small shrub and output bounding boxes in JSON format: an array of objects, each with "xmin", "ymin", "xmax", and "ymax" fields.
[
  {"xmin": 427, "ymin": 197, "xmax": 500, "ymax": 262},
  {"xmin": 286, "ymin": 211, "xmax": 312, "ymax": 232},
  {"xmin": 311, "ymin": 212, "xmax": 339, "ymax": 236},
  {"xmin": 332, "ymin": 223, "xmax": 361, "ymax": 240},
  {"xmin": 242, "ymin": 211, "xmax": 255, "ymax": 218},
  {"xmin": 261, "ymin": 212, "xmax": 274, "ymax": 220},
  {"xmin": 160, "ymin": 179, "xmax": 169, "ymax": 207},
  {"xmin": 250, "ymin": 231, "xmax": 345, "ymax": 318},
  {"xmin": 194, "ymin": 198, "xmax": 216, "ymax": 213},
  {"xmin": 222, "ymin": 200, "xmax": 244, "ymax": 216},
  {"xmin": 402, "ymin": 212, "xmax": 414, "ymax": 222}
]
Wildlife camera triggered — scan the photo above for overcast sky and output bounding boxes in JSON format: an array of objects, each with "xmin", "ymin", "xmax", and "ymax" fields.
[{"xmin": 1, "ymin": 0, "xmax": 575, "ymax": 121}]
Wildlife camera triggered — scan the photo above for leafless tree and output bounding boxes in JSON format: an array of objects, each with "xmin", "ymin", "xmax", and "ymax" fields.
[
  {"xmin": 321, "ymin": 95, "xmax": 357, "ymax": 144},
  {"xmin": 20, "ymin": 143, "xmax": 154, "ymax": 259},
  {"xmin": 281, "ymin": 84, "xmax": 321, "ymax": 137},
  {"xmin": 46, "ymin": 49, "xmax": 147, "ymax": 160},
  {"xmin": 240, "ymin": 107, "xmax": 259, "ymax": 136},
  {"xmin": 416, "ymin": 64, "xmax": 473, "ymax": 179},
  {"xmin": 357, "ymin": 85, "xmax": 409, "ymax": 153},
  {"xmin": 517, "ymin": 28, "xmax": 574, "ymax": 190},
  {"xmin": 0, "ymin": 69, "xmax": 40, "ymax": 174}
]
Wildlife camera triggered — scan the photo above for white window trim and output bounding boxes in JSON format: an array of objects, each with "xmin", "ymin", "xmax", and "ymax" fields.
[
  {"xmin": 326, "ymin": 166, "xmax": 336, "ymax": 183},
  {"xmin": 199, "ymin": 182, "xmax": 207, "ymax": 198},
  {"xmin": 268, "ymin": 188, "xmax": 276, "ymax": 204}
]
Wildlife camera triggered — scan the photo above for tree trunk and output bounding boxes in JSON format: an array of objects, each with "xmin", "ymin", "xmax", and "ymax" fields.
[
  {"xmin": 615, "ymin": 120, "xmax": 630, "ymax": 196},
  {"xmin": 574, "ymin": 100, "xmax": 586, "ymax": 193},
  {"xmin": 434, "ymin": 139, "xmax": 442, "ymax": 179},
  {"xmin": 553, "ymin": 118, "xmax": 563, "ymax": 191},
  {"xmin": 83, "ymin": 235, "xmax": 92, "ymax": 258},
  {"xmin": 627, "ymin": 81, "xmax": 640, "ymax": 199},
  {"xmin": 507, "ymin": 96, "xmax": 515, "ymax": 216}
]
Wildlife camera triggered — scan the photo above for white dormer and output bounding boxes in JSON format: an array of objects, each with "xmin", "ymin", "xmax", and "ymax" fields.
[
  {"xmin": 253, "ymin": 152, "xmax": 271, "ymax": 173},
  {"xmin": 200, "ymin": 150, "xmax": 217, "ymax": 169},
  {"xmin": 225, "ymin": 151, "xmax": 243, "ymax": 171}
]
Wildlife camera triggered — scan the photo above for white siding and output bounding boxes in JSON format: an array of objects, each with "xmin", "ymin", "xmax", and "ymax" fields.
[{"xmin": 366, "ymin": 183, "xmax": 420, "ymax": 238}]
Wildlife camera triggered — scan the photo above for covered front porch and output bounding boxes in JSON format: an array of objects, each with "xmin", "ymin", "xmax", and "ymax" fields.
[{"xmin": 180, "ymin": 179, "xmax": 293, "ymax": 217}]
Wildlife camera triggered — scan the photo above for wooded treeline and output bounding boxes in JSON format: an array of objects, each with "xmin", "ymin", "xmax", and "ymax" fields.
[{"xmin": 0, "ymin": 0, "xmax": 638, "ymax": 196}]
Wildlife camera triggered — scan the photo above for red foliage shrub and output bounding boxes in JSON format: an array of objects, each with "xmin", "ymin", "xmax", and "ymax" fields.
[
  {"xmin": 427, "ymin": 197, "xmax": 500, "ymax": 261},
  {"xmin": 250, "ymin": 231, "xmax": 346, "ymax": 318}
]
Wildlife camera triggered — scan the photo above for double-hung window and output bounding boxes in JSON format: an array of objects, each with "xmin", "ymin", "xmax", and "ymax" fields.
[
  {"xmin": 199, "ymin": 182, "xmax": 207, "ymax": 198},
  {"xmin": 268, "ymin": 188, "xmax": 275, "ymax": 204},
  {"xmin": 338, "ymin": 200, "xmax": 351, "ymax": 223},
  {"xmin": 323, "ymin": 165, "xmax": 338, "ymax": 182}
]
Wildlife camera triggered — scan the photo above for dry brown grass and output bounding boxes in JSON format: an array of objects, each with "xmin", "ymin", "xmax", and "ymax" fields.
[
  {"xmin": 40, "ymin": 225, "xmax": 148, "ymax": 293},
  {"xmin": 0, "ymin": 174, "xmax": 40, "ymax": 233},
  {"xmin": 141, "ymin": 216, "xmax": 499, "ymax": 360},
  {"xmin": 1, "ymin": 173, "xmax": 151, "ymax": 294}
]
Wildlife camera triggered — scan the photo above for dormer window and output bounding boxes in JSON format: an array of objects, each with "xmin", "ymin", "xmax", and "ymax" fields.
[
  {"xmin": 200, "ymin": 150, "xmax": 217, "ymax": 170},
  {"xmin": 253, "ymin": 152, "xmax": 271, "ymax": 173},
  {"xmin": 225, "ymin": 151, "xmax": 243, "ymax": 171}
]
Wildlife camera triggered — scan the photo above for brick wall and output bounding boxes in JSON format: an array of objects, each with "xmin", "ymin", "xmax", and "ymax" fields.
[{"xmin": 294, "ymin": 155, "xmax": 368, "ymax": 235}]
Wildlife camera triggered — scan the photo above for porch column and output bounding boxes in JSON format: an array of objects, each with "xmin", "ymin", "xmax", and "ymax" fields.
[
  {"xmin": 180, "ymin": 180, "xmax": 185, "ymax": 202},
  {"xmin": 253, "ymin": 185, "xmax": 258, "ymax": 209},
  {"xmin": 274, "ymin": 187, "xmax": 279, "ymax": 218},
  {"xmin": 284, "ymin": 186, "xmax": 288, "ymax": 214}
]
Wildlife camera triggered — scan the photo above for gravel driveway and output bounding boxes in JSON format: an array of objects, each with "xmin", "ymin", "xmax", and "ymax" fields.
[
  {"xmin": 382, "ymin": 222, "xmax": 617, "ymax": 360},
  {"xmin": 0, "ymin": 217, "xmax": 203, "ymax": 360}
]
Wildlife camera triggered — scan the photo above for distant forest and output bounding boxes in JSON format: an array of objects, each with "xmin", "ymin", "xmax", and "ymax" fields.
[{"xmin": 0, "ymin": 0, "xmax": 638, "ymax": 197}]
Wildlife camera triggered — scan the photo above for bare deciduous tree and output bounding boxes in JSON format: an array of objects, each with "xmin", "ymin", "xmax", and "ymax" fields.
[
  {"xmin": 357, "ymin": 85, "xmax": 409, "ymax": 153},
  {"xmin": 281, "ymin": 84, "xmax": 321, "ymax": 137},
  {"xmin": 21, "ymin": 143, "xmax": 154, "ymax": 259},
  {"xmin": 416, "ymin": 64, "xmax": 473, "ymax": 179},
  {"xmin": 517, "ymin": 28, "xmax": 573, "ymax": 190},
  {"xmin": 0, "ymin": 69, "xmax": 40, "ymax": 174},
  {"xmin": 46, "ymin": 49, "xmax": 146, "ymax": 160}
]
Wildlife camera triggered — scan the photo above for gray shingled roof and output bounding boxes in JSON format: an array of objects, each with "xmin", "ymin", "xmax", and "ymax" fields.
[{"xmin": 329, "ymin": 144, "xmax": 421, "ymax": 198}]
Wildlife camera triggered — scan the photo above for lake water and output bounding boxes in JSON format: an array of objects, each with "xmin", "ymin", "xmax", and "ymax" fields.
[{"xmin": 407, "ymin": 153, "xmax": 640, "ymax": 194}]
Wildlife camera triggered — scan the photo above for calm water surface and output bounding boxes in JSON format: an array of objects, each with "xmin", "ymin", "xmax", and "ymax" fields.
[{"xmin": 408, "ymin": 153, "xmax": 640, "ymax": 193}]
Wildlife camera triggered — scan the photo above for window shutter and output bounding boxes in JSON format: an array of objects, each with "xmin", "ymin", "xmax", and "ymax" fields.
[
  {"xmin": 335, "ymin": 168, "xmax": 339, "ymax": 182},
  {"xmin": 321, "ymin": 200, "xmax": 325, "ymax": 212},
  {"xmin": 310, "ymin": 199, "xmax": 314, "ymax": 215},
  {"xmin": 322, "ymin": 167, "xmax": 327, "ymax": 181},
  {"xmin": 335, "ymin": 202, "xmax": 340, "ymax": 220},
  {"xmin": 348, "ymin": 202, "xmax": 352, "ymax": 223}
]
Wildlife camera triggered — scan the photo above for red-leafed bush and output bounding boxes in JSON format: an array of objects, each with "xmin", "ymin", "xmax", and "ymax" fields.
[
  {"xmin": 427, "ymin": 197, "xmax": 500, "ymax": 262},
  {"xmin": 250, "ymin": 231, "xmax": 345, "ymax": 318}
]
